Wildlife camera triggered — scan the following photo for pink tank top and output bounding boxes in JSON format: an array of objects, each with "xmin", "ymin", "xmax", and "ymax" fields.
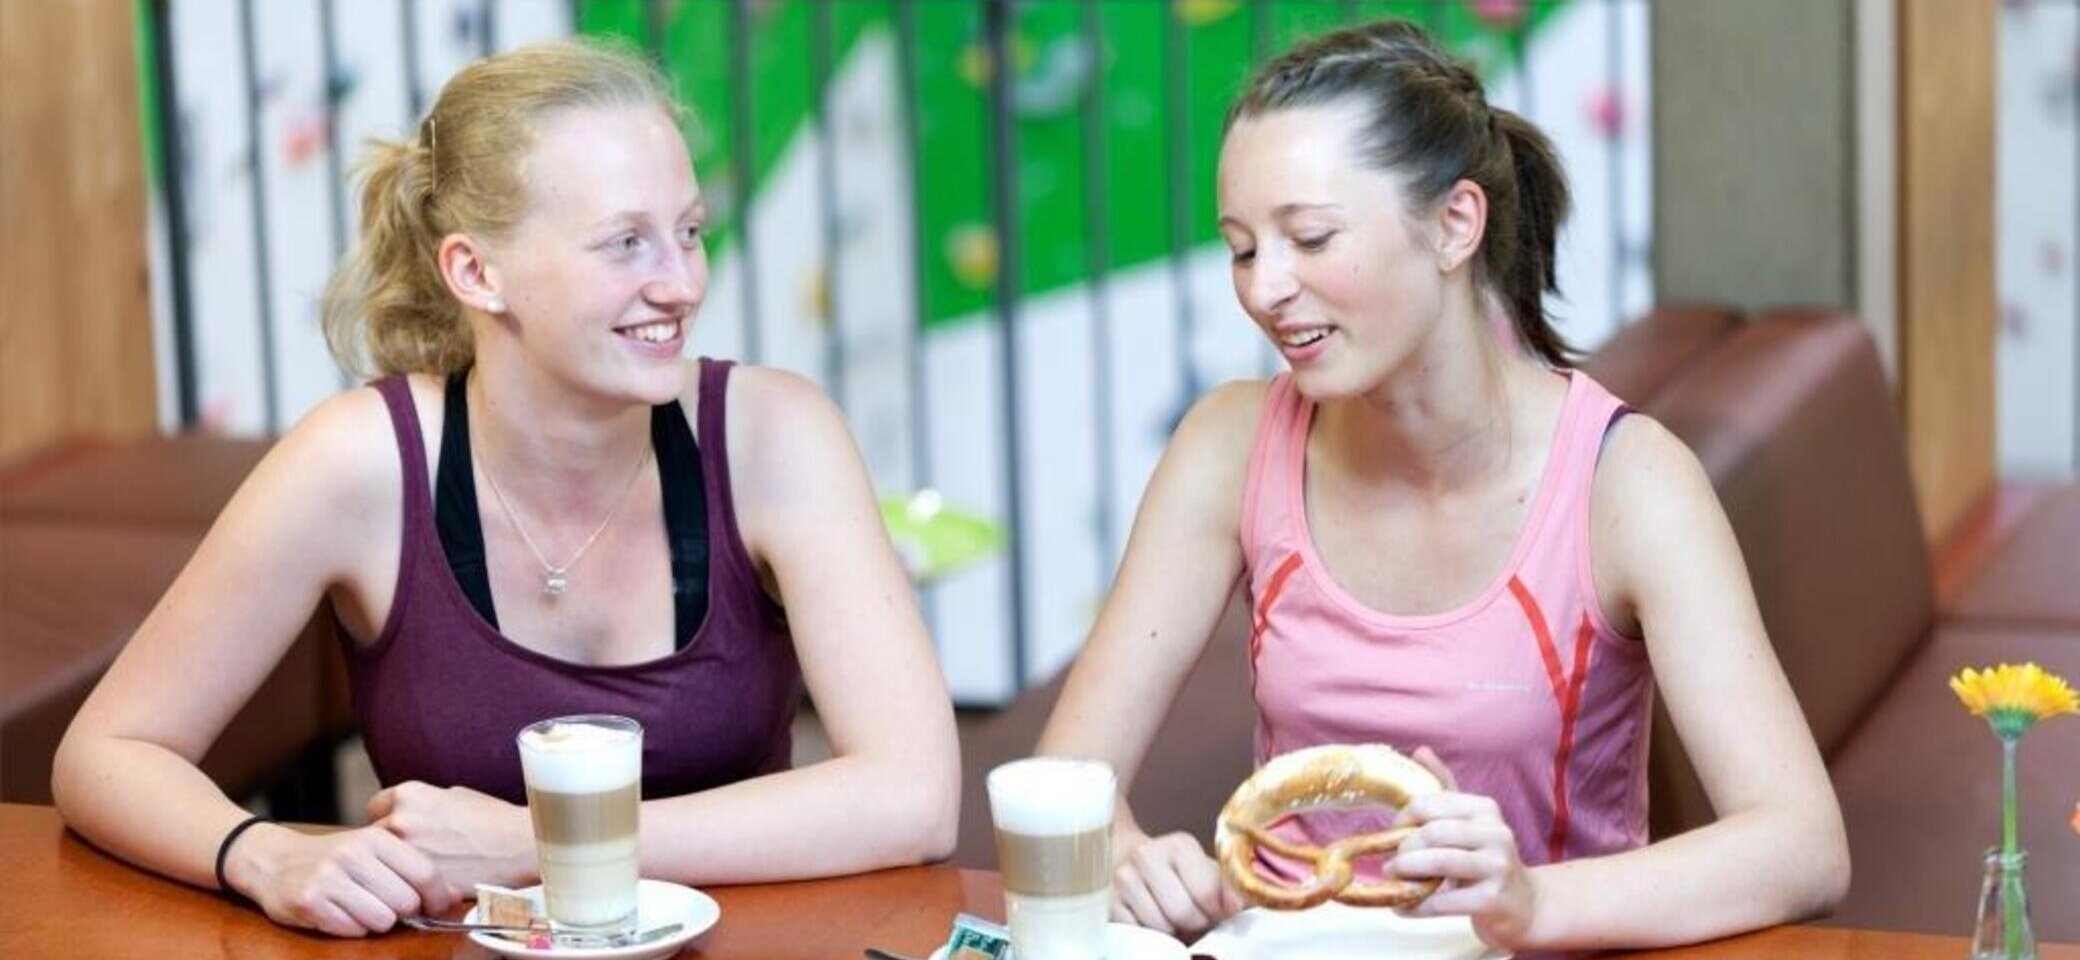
[{"xmin": 1241, "ymin": 371, "xmax": 1653, "ymax": 869}]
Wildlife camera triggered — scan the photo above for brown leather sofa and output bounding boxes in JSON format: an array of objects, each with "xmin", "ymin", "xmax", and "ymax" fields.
[
  {"xmin": 1644, "ymin": 309, "xmax": 2076, "ymax": 938},
  {"xmin": 952, "ymin": 305, "xmax": 2080, "ymax": 942},
  {"xmin": 0, "ymin": 436, "xmax": 349, "ymax": 820},
  {"xmin": 1948, "ymin": 481, "xmax": 2080, "ymax": 627}
]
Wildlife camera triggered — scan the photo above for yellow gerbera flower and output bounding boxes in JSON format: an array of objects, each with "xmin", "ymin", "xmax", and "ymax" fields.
[{"xmin": 1951, "ymin": 663, "xmax": 2079, "ymax": 738}]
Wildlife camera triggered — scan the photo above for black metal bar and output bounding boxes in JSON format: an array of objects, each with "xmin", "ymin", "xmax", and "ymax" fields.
[
  {"xmin": 727, "ymin": 0, "xmax": 763, "ymax": 363},
  {"xmin": 567, "ymin": 0, "xmax": 583, "ymax": 36},
  {"xmin": 238, "ymin": 0, "xmax": 281, "ymax": 431},
  {"xmin": 893, "ymin": 0, "xmax": 940, "ymax": 654},
  {"xmin": 1079, "ymin": 0, "xmax": 1118, "ymax": 571},
  {"xmin": 1606, "ymin": 0, "xmax": 1624, "ymax": 327},
  {"xmin": 403, "ymin": 0, "xmax": 425, "ymax": 120},
  {"xmin": 1162, "ymin": 0, "xmax": 1200, "ymax": 404},
  {"xmin": 812, "ymin": 0, "xmax": 845, "ymax": 406},
  {"xmin": 320, "ymin": 0, "xmax": 352, "ymax": 389},
  {"xmin": 480, "ymin": 0, "xmax": 497, "ymax": 55},
  {"xmin": 985, "ymin": 0, "xmax": 1030, "ymax": 688},
  {"xmin": 149, "ymin": 0, "xmax": 200, "ymax": 426},
  {"xmin": 644, "ymin": 0, "xmax": 667, "ymax": 61},
  {"xmin": 1511, "ymin": 7, "xmax": 1533, "ymax": 121},
  {"xmin": 318, "ymin": 0, "xmax": 347, "ymax": 265},
  {"xmin": 1251, "ymin": 0, "xmax": 1279, "ymax": 378}
]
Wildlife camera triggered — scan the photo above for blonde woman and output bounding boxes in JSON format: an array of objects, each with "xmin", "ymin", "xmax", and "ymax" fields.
[{"xmin": 54, "ymin": 39, "xmax": 958, "ymax": 937}]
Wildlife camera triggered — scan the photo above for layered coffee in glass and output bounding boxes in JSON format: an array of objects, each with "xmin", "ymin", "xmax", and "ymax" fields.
[
  {"xmin": 986, "ymin": 757, "xmax": 1116, "ymax": 960},
  {"xmin": 517, "ymin": 715, "xmax": 642, "ymax": 933}
]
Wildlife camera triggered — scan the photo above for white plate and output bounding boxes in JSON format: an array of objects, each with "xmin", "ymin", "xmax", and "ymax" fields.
[
  {"xmin": 1188, "ymin": 903, "xmax": 1510, "ymax": 960},
  {"xmin": 465, "ymin": 879, "xmax": 718, "ymax": 960},
  {"xmin": 927, "ymin": 922, "xmax": 1188, "ymax": 960}
]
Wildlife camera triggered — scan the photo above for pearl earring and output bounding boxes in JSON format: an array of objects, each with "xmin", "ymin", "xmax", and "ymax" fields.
[{"xmin": 486, "ymin": 296, "xmax": 506, "ymax": 314}]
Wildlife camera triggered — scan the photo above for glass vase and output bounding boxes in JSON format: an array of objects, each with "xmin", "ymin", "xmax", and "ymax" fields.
[{"xmin": 1971, "ymin": 847, "xmax": 2035, "ymax": 960}]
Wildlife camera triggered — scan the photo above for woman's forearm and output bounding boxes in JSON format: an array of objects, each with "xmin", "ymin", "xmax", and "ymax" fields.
[
  {"xmin": 1515, "ymin": 805, "xmax": 1850, "ymax": 951},
  {"xmin": 52, "ymin": 733, "xmax": 259, "ymax": 891},
  {"xmin": 636, "ymin": 752, "xmax": 959, "ymax": 885}
]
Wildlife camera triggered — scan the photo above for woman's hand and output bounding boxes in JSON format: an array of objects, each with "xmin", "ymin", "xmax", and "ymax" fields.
[
  {"xmin": 1110, "ymin": 825, "xmax": 1247, "ymax": 940},
  {"xmin": 366, "ymin": 781, "xmax": 536, "ymax": 894},
  {"xmin": 1391, "ymin": 747, "xmax": 1538, "ymax": 949},
  {"xmin": 223, "ymin": 822, "xmax": 455, "ymax": 937}
]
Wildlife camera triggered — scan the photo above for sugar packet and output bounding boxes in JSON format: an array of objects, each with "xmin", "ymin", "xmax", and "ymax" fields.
[
  {"xmin": 941, "ymin": 912, "xmax": 1013, "ymax": 960},
  {"xmin": 473, "ymin": 883, "xmax": 541, "ymax": 929}
]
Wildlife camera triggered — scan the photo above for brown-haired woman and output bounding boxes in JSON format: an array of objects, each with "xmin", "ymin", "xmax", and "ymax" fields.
[
  {"xmin": 53, "ymin": 38, "xmax": 958, "ymax": 937},
  {"xmin": 1037, "ymin": 19, "xmax": 1847, "ymax": 953}
]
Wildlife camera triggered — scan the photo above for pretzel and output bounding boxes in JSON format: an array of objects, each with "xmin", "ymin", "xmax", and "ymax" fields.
[{"xmin": 1213, "ymin": 744, "xmax": 1443, "ymax": 910}]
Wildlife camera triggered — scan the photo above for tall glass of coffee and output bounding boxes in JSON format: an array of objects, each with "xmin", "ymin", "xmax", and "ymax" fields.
[
  {"xmin": 986, "ymin": 757, "xmax": 1116, "ymax": 960},
  {"xmin": 517, "ymin": 715, "xmax": 643, "ymax": 933}
]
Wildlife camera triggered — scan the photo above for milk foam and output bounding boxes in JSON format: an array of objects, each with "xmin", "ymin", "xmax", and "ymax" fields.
[
  {"xmin": 986, "ymin": 757, "xmax": 1116, "ymax": 836},
  {"xmin": 518, "ymin": 719, "xmax": 641, "ymax": 794}
]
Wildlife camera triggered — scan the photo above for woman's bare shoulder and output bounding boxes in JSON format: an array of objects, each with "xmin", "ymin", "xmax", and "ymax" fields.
[
  {"xmin": 256, "ymin": 378, "xmax": 421, "ymax": 512},
  {"xmin": 1169, "ymin": 377, "xmax": 1274, "ymax": 478}
]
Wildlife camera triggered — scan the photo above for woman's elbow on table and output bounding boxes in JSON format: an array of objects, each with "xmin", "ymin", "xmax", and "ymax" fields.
[
  {"xmin": 48, "ymin": 725, "xmax": 110, "ymax": 830},
  {"xmin": 901, "ymin": 756, "xmax": 962, "ymax": 864},
  {"xmin": 1777, "ymin": 803, "xmax": 1852, "ymax": 923},
  {"xmin": 912, "ymin": 805, "xmax": 960, "ymax": 866},
  {"xmin": 817, "ymin": 747, "xmax": 962, "ymax": 868},
  {"xmin": 1803, "ymin": 824, "xmax": 1853, "ymax": 920}
]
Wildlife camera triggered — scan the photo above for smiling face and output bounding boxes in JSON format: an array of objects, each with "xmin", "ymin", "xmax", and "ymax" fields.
[
  {"xmin": 479, "ymin": 104, "xmax": 707, "ymax": 406},
  {"xmin": 1218, "ymin": 100, "xmax": 1467, "ymax": 401}
]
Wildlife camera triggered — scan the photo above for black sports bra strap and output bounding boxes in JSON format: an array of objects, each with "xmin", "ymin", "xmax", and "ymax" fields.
[
  {"xmin": 652, "ymin": 401, "xmax": 709, "ymax": 648},
  {"xmin": 436, "ymin": 373, "xmax": 500, "ymax": 629}
]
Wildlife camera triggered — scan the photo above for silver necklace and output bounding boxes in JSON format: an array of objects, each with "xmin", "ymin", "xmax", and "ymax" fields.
[{"xmin": 476, "ymin": 440, "xmax": 652, "ymax": 597}]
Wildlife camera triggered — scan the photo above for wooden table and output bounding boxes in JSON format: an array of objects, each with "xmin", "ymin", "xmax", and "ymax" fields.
[{"xmin": 1, "ymin": 804, "xmax": 2070, "ymax": 959}]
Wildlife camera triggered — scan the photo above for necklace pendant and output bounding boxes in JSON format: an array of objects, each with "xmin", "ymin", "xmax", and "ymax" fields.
[{"xmin": 543, "ymin": 570, "xmax": 569, "ymax": 596}]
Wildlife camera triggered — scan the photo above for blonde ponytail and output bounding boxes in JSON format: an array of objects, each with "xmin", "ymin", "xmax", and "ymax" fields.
[{"xmin": 321, "ymin": 134, "xmax": 471, "ymax": 377}]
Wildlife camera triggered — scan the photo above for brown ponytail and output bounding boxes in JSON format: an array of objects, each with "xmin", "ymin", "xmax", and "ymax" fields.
[
  {"xmin": 1228, "ymin": 19, "xmax": 1576, "ymax": 367},
  {"xmin": 320, "ymin": 38, "xmax": 680, "ymax": 378},
  {"xmin": 1487, "ymin": 109, "xmax": 1573, "ymax": 367}
]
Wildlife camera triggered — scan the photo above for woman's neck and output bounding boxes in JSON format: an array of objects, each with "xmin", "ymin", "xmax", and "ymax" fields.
[
  {"xmin": 1318, "ymin": 293, "xmax": 1552, "ymax": 497},
  {"xmin": 465, "ymin": 356, "xmax": 652, "ymax": 516}
]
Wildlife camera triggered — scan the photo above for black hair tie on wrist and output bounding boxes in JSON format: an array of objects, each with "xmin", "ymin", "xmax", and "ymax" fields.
[{"xmin": 215, "ymin": 814, "xmax": 270, "ymax": 904}]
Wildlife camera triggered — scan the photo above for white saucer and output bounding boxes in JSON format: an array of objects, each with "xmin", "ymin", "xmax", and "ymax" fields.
[
  {"xmin": 465, "ymin": 879, "xmax": 718, "ymax": 960},
  {"xmin": 1188, "ymin": 902, "xmax": 1509, "ymax": 960},
  {"xmin": 927, "ymin": 922, "xmax": 1187, "ymax": 960}
]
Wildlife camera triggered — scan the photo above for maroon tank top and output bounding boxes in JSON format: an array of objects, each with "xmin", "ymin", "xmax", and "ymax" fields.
[{"xmin": 346, "ymin": 359, "xmax": 801, "ymax": 804}]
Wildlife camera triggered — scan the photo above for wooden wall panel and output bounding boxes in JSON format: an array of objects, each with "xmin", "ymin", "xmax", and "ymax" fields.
[
  {"xmin": 0, "ymin": 0, "xmax": 158, "ymax": 465},
  {"xmin": 1898, "ymin": 0, "xmax": 1996, "ymax": 541}
]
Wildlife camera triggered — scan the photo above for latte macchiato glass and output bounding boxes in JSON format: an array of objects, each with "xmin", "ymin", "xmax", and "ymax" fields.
[
  {"xmin": 517, "ymin": 715, "xmax": 642, "ymax": 933},
  {"xmin": 986, "ymin": 757, "xmax": 1116, "ymax": 960}
]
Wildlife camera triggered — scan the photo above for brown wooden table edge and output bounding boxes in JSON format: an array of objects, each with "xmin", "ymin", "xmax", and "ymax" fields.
[{"xmin": 5, "ymin": 804, "xmax": 2076, "ymax": 959}]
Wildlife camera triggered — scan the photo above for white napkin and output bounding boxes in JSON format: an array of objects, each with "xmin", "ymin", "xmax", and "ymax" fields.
[{"xmin": 1187, "ymin": 903, "xmax": 1509, "ymax": 960}]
